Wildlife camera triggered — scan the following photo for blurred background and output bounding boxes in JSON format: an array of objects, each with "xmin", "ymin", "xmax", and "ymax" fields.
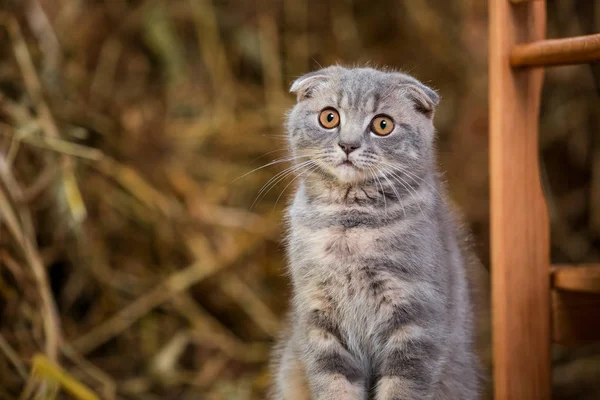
[{"xmin": 0, "ymin": 0, "xmax": 598, "ymax": 399}]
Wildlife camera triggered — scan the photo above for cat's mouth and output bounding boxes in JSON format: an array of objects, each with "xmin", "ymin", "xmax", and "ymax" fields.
[{"xmin": 326, "ymin": 159, "xmax": 369, "ymax": 183}]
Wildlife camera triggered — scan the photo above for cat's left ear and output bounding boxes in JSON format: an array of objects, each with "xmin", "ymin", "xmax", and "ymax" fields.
[
  {"xmin": 401, "ymin": 81, "xmax": 439, "ymax": 118},
  {"xmin": 290, "ymin": 70, "xmax": 330, "ymax": 102}
]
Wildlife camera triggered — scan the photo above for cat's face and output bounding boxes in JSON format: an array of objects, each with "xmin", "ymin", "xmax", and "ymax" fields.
[{"xmin": 287, "ymin": 67, "xmax": 439, "ymax": 184}]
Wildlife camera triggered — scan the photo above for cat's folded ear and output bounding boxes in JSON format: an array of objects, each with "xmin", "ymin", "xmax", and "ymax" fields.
[
  {"xmin": 400, "ymin": 80, "xmax": 440, "ymax": 118},
  {"xmin": 290, "ymin": 69, "xmax": 332, "ymax": 102}
]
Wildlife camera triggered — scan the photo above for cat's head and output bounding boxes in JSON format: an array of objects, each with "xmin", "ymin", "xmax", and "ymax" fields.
[{"xmin": 286, "ymin": 66, "xmax": 439, "ymax": 185}]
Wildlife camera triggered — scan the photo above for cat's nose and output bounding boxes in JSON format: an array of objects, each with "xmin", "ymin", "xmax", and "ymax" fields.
[{"xmin": 338, "ymin": 142, "xmax": 360, "ymax": 155}]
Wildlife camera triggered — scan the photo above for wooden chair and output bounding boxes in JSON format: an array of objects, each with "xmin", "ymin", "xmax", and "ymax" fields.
[{"xmin": 489, "ymin": 1, "xmax": 600, "ymax": 399}]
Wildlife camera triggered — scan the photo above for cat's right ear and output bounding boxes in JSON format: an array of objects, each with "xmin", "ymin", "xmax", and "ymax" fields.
[{"xmin": 290, "ymin": 71, "xmax": 330, "ymax": 102}]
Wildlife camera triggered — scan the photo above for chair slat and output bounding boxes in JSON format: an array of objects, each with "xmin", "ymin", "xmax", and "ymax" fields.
[
  {"xmin": 511, "ymin": 34, "xmax": 600, "ymax": 67},
  {"xmin": 551, "ymin": 264, "xmax": 600, "ymax": 294},
  {"xmin": 490, "ymin": 0, "xmax": 550, "ymax": 398}
]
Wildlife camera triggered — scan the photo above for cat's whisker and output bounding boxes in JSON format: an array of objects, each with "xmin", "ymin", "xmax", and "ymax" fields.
[
  {"xmin": 375, "ymin": 159, "xmax": 436, "ymax": 212},
  {"xmin": 377, "ymin": 171, "xmax": 388, "ymax": 213},
  {"xmin": 378, "ymin": 160, "xmax": 440, "ymax": 197},
  {"xmin": 232, "ymin": 154, "xmax": 316, "ymax": 183},
  {"xmin": 368, "ymin": 166, "xmax": 386, "ymax": 212},
  {"xmin": 378, "ymin": 166, "xmax": 406, "ymax": 219},
  {"xmin": 253, "ymin": 148, "xmax": 291, "ymax": 161},
  {"xmin": 385, "ymin": 169, "xmax": 427, "ymax": 219},
  {"xmin": 390, "ymin": 170, "xmax": 433, "ymax": 215},
  {"xmin": 252, "ymin": 160, "xmax": 316, "ymax": 208},
  {"xmin": 273, "ymin": 162, "xmax": 320, "ymax": 210},
  {"xmin": 252, "ymin": 154, "xmax": 328, "ymax": 209},
  {"xmin": 392, "ymin": 165, "xmax": 438, "ymax": 196},
  {"xmin": 253, "ymin": 162, "xmax": 312, "ymax": 205},
  {"xmin": 258, "ymin": 160, "xmax": 313, "ymax": 194}
]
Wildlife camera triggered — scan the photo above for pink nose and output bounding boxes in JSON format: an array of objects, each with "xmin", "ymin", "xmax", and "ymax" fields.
[{"xmin": 339, "ymin": 142, "xmax": 360, "ymax": 155}]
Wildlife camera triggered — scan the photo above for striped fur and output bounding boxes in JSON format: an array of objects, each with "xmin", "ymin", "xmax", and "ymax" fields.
[{"xmin": 271, "ymin": 67, "xmax": 479, "ymax": 400}]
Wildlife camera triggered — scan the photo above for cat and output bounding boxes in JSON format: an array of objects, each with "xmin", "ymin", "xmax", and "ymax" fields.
[{"xmin": 270, "ymin": 66, "xmax": 480, "ymax": 400}]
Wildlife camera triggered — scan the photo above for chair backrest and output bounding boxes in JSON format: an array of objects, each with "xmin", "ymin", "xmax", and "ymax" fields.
[{"xmin": 489, "ymin": 1, "xmax": 600, "ymax": 399}]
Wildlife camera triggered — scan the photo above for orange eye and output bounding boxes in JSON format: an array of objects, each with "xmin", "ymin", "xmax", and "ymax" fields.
[
  {"xmin": 371, "ymin": 115, "xmax": 394, "ymax": 136},
  {"xmin": 318, "ymin": 108, "xmax": 340, "ymax": 129}
]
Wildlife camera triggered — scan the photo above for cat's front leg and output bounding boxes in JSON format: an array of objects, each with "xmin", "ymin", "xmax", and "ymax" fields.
[
  {"xmin": 301, "ymin": 309, "xmax": 366, "ymax": 400},
  {"xmin": 375, "ymin": 309, "xmax": 441, "ymax": 400}
]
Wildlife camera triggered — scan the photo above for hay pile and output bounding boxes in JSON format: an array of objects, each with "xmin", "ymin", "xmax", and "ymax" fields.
[
  {"xmin": 0, "ymin": 1, "xmax": 296, "ymax": 397},
  {"xmin": 0, "ymin": 0, "xmax": 598, "ymax": 399}
]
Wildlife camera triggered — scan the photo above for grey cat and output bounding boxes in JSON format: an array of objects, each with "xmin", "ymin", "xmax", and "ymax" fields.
[{"xmin": 270, "ymin": 66, "xmax": 480, "ymax": 400}]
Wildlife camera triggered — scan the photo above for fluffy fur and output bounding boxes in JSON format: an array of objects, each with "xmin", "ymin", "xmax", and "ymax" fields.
[{"xmin": 270, "ymin": 66, "xmax": 480, "ymax": 400}]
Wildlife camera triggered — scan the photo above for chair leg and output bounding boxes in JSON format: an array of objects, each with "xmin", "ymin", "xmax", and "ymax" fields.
[{"xmin": 489, "ymin": 1, "xmax": 551, "ymax": 399}]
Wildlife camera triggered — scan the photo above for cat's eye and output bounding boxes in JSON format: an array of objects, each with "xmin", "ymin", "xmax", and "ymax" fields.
[
  {"xmin": 318, "ymin": 108, "xmax": 340, "ymax": 129},
  {"xmin": 370, "ymin": 115, "xmax": 394, "ymax": 136}
]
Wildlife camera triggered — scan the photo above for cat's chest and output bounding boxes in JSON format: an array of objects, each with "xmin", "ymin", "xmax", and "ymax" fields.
[
  {"xmin": 292, "ymin": 224, "xmax": 411, "ymax": 305},
  {"xmin": 292, "ymin": 224, "xmax": 426, "ymax": 349},
  {"xmin": 292, "ymin": 225, "xmax": 382, "ymax": 266},
  {"xmin": 323, "ymin": 260, "xmax": 413, "ymax": 352}
]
